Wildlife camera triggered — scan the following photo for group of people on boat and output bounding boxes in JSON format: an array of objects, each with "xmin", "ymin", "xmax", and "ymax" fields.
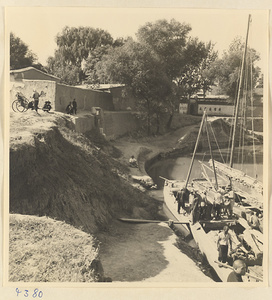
[
  {"xmin": 213, "ymin": 184, "xmax": 235, "ymax": 219},
  {"xmin": 175, "ymin": 184, "xmax": 236, "ymax": 224}
]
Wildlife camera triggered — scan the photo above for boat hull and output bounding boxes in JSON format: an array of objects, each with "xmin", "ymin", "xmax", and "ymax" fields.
[{"xmin": 162, "ymin": 179, "xmax": 191, "ymax": 238}]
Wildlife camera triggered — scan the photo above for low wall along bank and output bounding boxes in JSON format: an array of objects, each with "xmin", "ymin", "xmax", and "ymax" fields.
[
  {"xmin": 103, "ymin": 111, "xmax": 141, "ymax": 139},
  {"xmin": 72, "ymin": 111, "xmax": 142, "ymax": 139},
  {"xmin": 55, "ymin": 84, "xmax": 114, "ymax": 113}
]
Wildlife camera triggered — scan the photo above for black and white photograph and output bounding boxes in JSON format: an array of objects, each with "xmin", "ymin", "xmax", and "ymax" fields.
[{"xmin": 1, "ymin": 3, "xmax": 270, "ymax": 296}]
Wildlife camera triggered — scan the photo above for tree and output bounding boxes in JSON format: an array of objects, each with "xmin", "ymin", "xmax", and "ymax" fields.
[
  {"xmin": 46, "ymin": 26, "xmax": 114, "ymax": 84},
  {"xmin": 98, "ymin": 40, "xmax": 172, "ymax": 135},
  {"xmin": 136, "ymin": 19, "xmax": 191, "ymax": 79},
  {"xmin": 196, "ymin": 42, "xmax": 218, "ymax": 98},
  {"xmin": 136, "ymin": 20, "xmax": 217, "ymax": 128},
  {"xmin": 83, "ymin": 45, "xmax": 111, "ymax": 86},
  {"xmin": 10, "ymin": 32, "xmax": 37, "ymax": 69},
  {"xmin": 174, "ymin": 38, "xmax": 215, "ymax": 98},
  {"xmin": 83, "ymin": 37, "xmax": 129, "ymax": 87},
  {"xmin": 213, "ymin": 37, "xmax": 260, "ymax": 99},
  {"xmin": 47, "ymin": 52, "xmax": 81, "ymax": 85},
  {"xmin": 55, "ymin": 26, "xmax": 113, "ymax": 67}
]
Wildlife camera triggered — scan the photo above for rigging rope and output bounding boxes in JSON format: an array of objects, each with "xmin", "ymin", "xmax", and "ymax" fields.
[
  {"xmin": 250, "ymin": 50, "xmax": 257, "ymax": 177},
  {"xmin": 209, "ymin": 121, "xmax": 226, "ymax": 163},
  {"xmin": 226, "ymin": 56, "xmax": 243, "ymax": 164},
  {"xmin": 241, "ymin": 63, "xmax": 249, "ymax": 168}
]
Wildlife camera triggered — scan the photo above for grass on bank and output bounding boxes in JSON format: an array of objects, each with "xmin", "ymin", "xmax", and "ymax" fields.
[{"xmin": 9, "ymin": 214, "xmax": 100, "ymax": 282}]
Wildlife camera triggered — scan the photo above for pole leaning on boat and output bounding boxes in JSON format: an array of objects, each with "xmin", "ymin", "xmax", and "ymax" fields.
[{"xmin": 184, "ymin": 109, "xmax": 207, "ymax": 189}]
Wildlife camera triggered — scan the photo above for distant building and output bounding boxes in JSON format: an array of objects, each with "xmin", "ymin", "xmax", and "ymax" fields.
[
  {"xmin": 10, "ymin": 67, "xmax": 61, "ymax": 83},
  {"xmin": 179, "ymin": 100, "xmax": 188, "ymax": 114},
  {"xmin": 179, "ymin": 94, "xmax": 235, "ymax": 116},
  {"xmin": 197, "ymin": 100, "xmax": 234, "ymax": 116}
]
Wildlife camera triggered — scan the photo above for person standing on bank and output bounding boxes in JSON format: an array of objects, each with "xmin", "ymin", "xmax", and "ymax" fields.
[
  {"xmin": 217, "ymin": 225, "xmax": 232, "ymax": 265},
  {"xmin": 227, "ymin": 259, "xmax": 247, "ymax": 282},
  {"xmin": 72, "ymin": 98, "xmax": 77, "ymax": 115},
  {"xmin": 33, "ymin": 90, "xmax": 41, "ymax": 112}
]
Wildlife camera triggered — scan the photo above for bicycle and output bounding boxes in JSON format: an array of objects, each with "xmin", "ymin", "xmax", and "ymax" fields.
[{"xmin": 12, "ymin": 92, "xmax": 29, "ymax": 112}]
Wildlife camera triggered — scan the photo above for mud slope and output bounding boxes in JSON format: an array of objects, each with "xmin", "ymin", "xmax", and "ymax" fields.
[
  {"xmin": 9, "ymin": 112, "xmax": 160, "ymax": 234},
  {"xmin": 149, "ymin": 117, "xmax": 263, "ymax": 162}
]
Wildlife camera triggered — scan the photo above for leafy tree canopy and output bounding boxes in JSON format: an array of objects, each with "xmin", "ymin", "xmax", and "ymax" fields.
[
  {"xmin": 173, "ymin": 38, "xmax": 218, "ymax": 101},
  {"xmin": 213, "ymin": 37, "xmax": 261, "ymax": 99},
  {"xmin": 47, "ymin": 26, "xmax": 121, "ymax": 85},
  {"xmin": 10, "ymin": 32, "xmax": 37, "ymax": 70},
  {"xmin": 136, "ymin": 19, "xmax": 192, "ymax": 78},
  {"xmin": 55, "ymin": 26, "xmax": 114, "ymax": 67},
  {"xmin": 47, "ymin": 51, "xmax": 81, "ymax": 85}
]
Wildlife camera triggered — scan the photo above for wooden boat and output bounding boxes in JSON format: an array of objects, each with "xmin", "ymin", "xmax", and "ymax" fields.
[
  {"xmin": 162, "ymin": 107, "xmax": 263, "ymax": 282},
  {"xmin": 160, "ymin": 15, "xmax": 263, "ymax": 282},
  {"xmin": 162, "ymin": 176, "xmax": 263, "ymax": 282}
]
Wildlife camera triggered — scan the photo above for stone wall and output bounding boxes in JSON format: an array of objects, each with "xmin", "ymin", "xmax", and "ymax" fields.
[
  {"xmin": 55, "ymin": 84, "xmax": 114, "ymax": 113},
  {"xmin": 73, "ymin": 114, "xmax": 96, "ymax": 133},
  {"xmin": 103, "ymin": 111, "xmax": 141, "ymax": 139}
]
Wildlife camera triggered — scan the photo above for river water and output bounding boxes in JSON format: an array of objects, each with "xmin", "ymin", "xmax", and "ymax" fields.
[{"xmin": 147, "ymin": 155, "xmax": 263, "ymax": 189}]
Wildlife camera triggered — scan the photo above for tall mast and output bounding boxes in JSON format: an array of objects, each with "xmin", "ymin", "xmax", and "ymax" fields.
[
  {"xmin": 185, "ymin": 110, "xmax": 206, "ymax": 189},
  {"xmin": 229, "ymin": 14, "xmax": 251, "ymax": 168},
  {"xmin": 205, "ymin": 115, "xmax": 218, "ymax": 190}
]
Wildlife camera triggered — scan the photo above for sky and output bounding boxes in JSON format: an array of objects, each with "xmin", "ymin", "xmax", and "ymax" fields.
[{"xmin": 6, "ymin": 7, "xmax": 269, "ymax": 71}]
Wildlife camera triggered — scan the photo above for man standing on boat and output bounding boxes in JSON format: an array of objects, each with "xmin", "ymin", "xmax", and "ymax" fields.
[
  {"xmin": 217, "ymin": 225, "xmax": 232, "ymax": 265},
  {"xmin": 224, "ymin": 184, "xmax": 235, "ymax": 218},
  {"xmin": 213, "ymin": 190, "xmax": 224, "ymax": 220},
  {"xmin": 227, "ymin": 259, "xmax": 246, "ymax": 282},
  {"xmin": 176, "ymin": 188, "xmax": 188, "ymax": 214},
  {"xmin": 199, "ymin": 191, "xmax": 208, "ymax": 220},
  {"xmin": 191, "ymin": 190, "xmax": 201, "ymax": 223}
]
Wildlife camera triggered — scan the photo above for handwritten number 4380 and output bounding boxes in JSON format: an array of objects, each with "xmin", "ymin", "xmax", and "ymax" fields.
[{"xmin": 16, "ymin": 288, "xmax": 43, "ymax": 298}]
